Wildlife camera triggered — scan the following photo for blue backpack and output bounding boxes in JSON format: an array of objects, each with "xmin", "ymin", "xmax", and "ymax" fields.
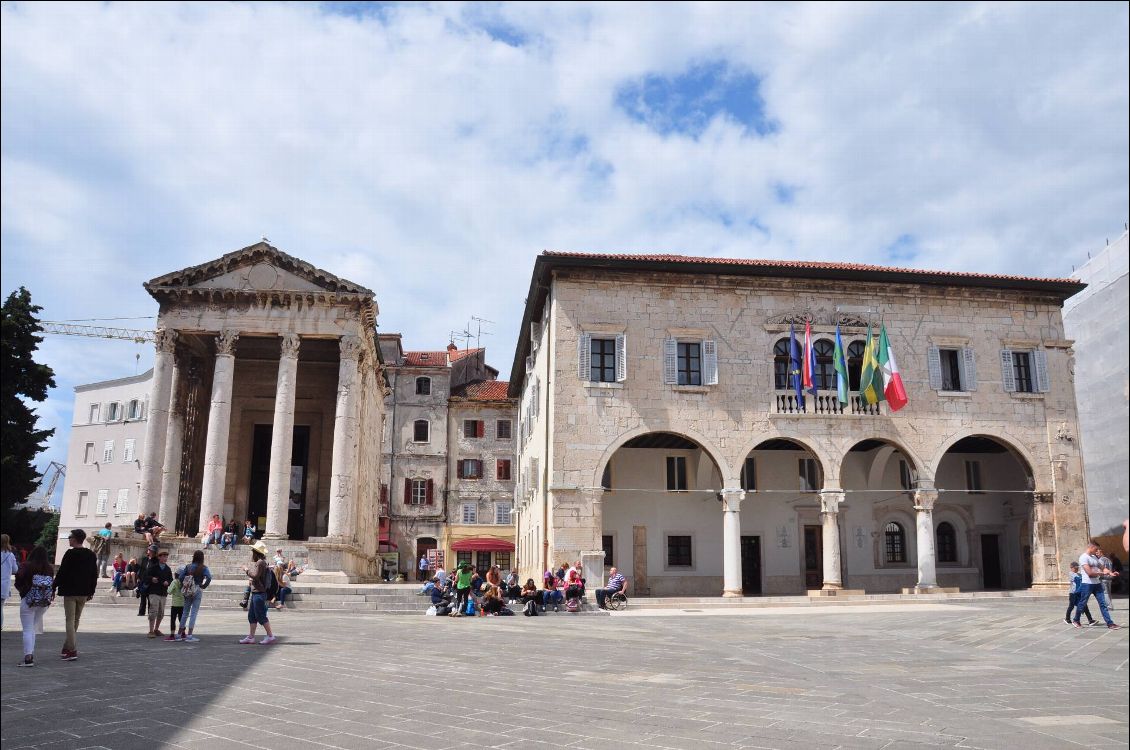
[{"xmin": 464, "ymin": 597, "xmax": 477, "ymax": 616}]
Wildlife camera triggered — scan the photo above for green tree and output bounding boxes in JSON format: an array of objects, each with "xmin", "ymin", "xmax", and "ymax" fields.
[
  {"xmin": 1, "ymin": 287, "xmax": 56, "ymax": 515},
  {"xmin": 35, "ymin": 513, "xmax": 59, "ymax": 557}
]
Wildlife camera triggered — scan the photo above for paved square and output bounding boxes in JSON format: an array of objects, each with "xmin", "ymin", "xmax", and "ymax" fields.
[{"xmin": 1, "ymin": 599, "xmax": 1126, "ymax": 749}]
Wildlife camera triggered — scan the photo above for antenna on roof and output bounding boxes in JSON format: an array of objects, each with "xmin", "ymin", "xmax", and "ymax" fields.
[
  {"xmin": 469, "ymin": 316, "xmax": 495, "ymax": 348},
  {"xmin": 450, "ymin": 329, "xmax": 472, "ymax": 349}
]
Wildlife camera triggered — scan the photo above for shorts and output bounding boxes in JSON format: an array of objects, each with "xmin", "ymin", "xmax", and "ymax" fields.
[{"xmin": 248, "ymin": 593, "xmax": 270, "ymax": 625}]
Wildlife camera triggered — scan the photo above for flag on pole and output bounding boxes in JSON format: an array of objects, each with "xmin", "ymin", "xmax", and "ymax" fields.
[
  {"xmin": 859, "ymin": 322, "xmax": 886, "ymax": 405},
  {"xmin": 788, "ymin": 325, "xmax": 804, "ymax": 406},
  {"xmin": 803, "ymin": 320, "xmax": 817, "ymax": 396},
  {"xmin": 878, "ymin": 324, "xmax": 908, "ymax": 412},
  {"xmin": 833, "ymin": 325, "xmax": 849, "ymax": 406}
]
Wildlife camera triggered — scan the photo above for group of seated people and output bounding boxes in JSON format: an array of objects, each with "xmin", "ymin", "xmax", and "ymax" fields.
[
  {"xmin": 421, "ymin": 560, "xmax": 628, "ymax": 615},
  {"xmin": 201, "ymin": 514, "xmax": 262, "ymax": 549},
  {"xmin": 133, "ymin": 512, "xmax": 165, "ymax": 544}
]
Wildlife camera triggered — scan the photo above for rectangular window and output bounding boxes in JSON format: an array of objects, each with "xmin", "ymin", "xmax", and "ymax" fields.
[
  {"xmin": 899, "ymin": 460, "xmax": 913, "ymax": 491},
  {"xmin": 116, "ymin": 488, "xmax": 129, "ymax": 514},
  {"xmin": 496, "ymin": 459, "xmax": 511, "ymax": 481},
  {"xmin": 741, "ymin": 457, "xmax": 757, "ymax": 491},
  {"xmin": 410, "ymin": 479, "xmax": 428, "ymax": 505},
  {"xmin": 940, "ymin": 349, "xmax": 963, "ymax": 391},
  {"xmin": 475, "ymin": 551, "xmax": 492, "ymax": 571},
  {"xmin": 496, "ymin": 419, "xmax": 512, "ymax": 440},
  {"xmin": 799, "ymin": 458, "xmax": 819, "ymax": 493},
  {"xmin": 602, "ymin": 534, "xmax": 614, "ymax": 567},
  {"xmin": 494, "ymin": 503, "xmax": 512, "ymax": 525},
  {"xmin": 666, "ymin": 456, "xmax": 688, "ymax": 491},
  {"xmin": 461, "ymin": 503, "xmax": 478, "ymax": 524},
  {"xmin": 965, "ymin": 461, "xmax": 983, "ymax": 494},
  {"xmin": 589, "ymin": 338, "xmax": 617, "ymax": 382},
  {"xmin": 102, "ymin": 440, "xmax": 114, "ymax": 464},
  {"xmin": 464, "ymin": 420, "xmax": 484, "ymax": 438},
  {"xmin": 495, "ymin": 552, "xmax": 511, "ymax": 571},
  {"xmin": 76, "ymin": 491, "xmax": 88, "ymax": 516},
  {"xmin": 123, "ymin": 438, "xmax": 136, "ymax": 463},
  {"xmin": 459, "ymin": 459, "xmax": 483, "ymax": 480},
  {"xmin": 89, "ymin": 404, "xmax": 100, "ymax": 423},
  {"xmin": 83, "ymin": 443, "xmax": 96, "ymax": 464},
  {"xmin": 96, "ymin": 489, "xmax": 109, "ymax": 515},
  {"xmin": 456, "ymin": 551, "xmax": 472, "ymax": 568},
  {"xmin": 413, "ymin": 420, "xmax": 429, "ymax": 442},
  {"xmin": 1012, "ymin": 352, "xmax": 1034, "ymax": 393},
  {"xmin": 107, "ymin": 402, "xmax": 121, "ymax": 421},
  {"xmin": 128, "ymin": 399, "xmax": 142, "ymax": 419},
  {"xmin": 677, "ymin": 342, "xmax": 702, "ymax": 385},
  {"xmin": 667, "ymin": 535, "xmax": 692, "ymax": 567}
]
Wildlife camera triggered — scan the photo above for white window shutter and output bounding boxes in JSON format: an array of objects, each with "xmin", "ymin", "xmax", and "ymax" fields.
[
  {"xmin": 530, "ymin": 322, "xmax": 541, "ymax": 352},
  {"xmin": 703, "ymin": 339, "xmax": 718, "ymax": 385},
  {"xmin": 961, "ymin": 347, "xmax": 977, "ymax": 391},
  {"xmin": 663, "ymin": 338, "xmax": 678, "ymax": 384},
  {"xmin": 123, "ymin": 438, "xmax": 136, "ymax": 462},
  {"xmin": 1033, "ymin": 350, "xmax": 1050, "ymax": 392},
  {"xmin": 615, "ymin": 334, "xmax": 627, "ymax": 382},
  {"xmin": 116, "ymin": 488, "xmax": 129, "ymax": 514},
  {"xmin": 96, "ymin": 489, "xmax": 108, "ymax": 515},
  {"xmin": 999, "ymin": 349, "xmax": 1016, "ymax": 392},
  {"xmin": 927, "ymin": 346, "xmax": 942, "ymax": 390},
  {"xmin": 578, "ymin": 334, "xmax": 591, "ymax": 380}
]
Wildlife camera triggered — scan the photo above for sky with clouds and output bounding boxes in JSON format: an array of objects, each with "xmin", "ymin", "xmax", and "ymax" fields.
[{"xmin": 2, "ymin": 1, "xmax": 1128, "ymax": 501}]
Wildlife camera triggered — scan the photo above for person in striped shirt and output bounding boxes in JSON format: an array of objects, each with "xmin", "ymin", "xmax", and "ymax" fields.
[{"xmin": 595, "ymin": 568, "xmax": 627, "ymax": 609}]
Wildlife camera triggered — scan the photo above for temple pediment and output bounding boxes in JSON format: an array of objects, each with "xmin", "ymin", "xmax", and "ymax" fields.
[{"xmin": 144, "ymin": 241, "xmax": 373, "ymax": 297}]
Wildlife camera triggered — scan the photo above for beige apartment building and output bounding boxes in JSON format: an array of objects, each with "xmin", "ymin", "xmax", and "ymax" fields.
[{"xmin": 510, "ymin": 252, "xmax": 1090, "ymax": 597}]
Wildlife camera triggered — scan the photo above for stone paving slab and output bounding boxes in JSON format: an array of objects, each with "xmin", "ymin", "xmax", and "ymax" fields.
[{"xmin": 1, "ymin": 599, "xmax": 1126, "ymax": 749}]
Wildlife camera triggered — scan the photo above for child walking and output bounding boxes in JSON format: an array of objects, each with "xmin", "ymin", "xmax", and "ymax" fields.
[
  {"xmin": 1065, "ymin": 561, "xmax": 1095, "ymax": 626},
  {"xmin": 164, "ymin": 576, "xmax": 185, "ymax": 641}
]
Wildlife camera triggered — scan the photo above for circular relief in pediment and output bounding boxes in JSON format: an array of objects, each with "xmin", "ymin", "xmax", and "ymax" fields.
[{"xmin": 247, "ymin": 263, "xmax": 279, "ymax": 290}]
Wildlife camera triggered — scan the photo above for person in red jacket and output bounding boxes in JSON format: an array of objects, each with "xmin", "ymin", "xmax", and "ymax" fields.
[{"xmin": 52, "ymin": 529, "xmax": 98, "ymax": 661}]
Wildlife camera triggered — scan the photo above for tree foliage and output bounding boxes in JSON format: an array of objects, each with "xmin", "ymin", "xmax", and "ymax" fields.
[
  {"xmin": 1, "ymin": 287, "xmax": 56, "ymax": 515},
  {"xmin": 35, "ymin": 513, "xmax": 59, "ymax": 557}
]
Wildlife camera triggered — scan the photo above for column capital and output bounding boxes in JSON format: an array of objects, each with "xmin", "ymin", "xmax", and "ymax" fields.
[
  {"xmin": 215, "ymin": 329, "xmax": 240, "ymax": 356},
  {"xmin": 720, "ymin": 487, "xmax": 744, "ymax": 513},
  {"xmin": 154, "ymin": 327, "xmax": 178, "ymax": 355},
  {"xmin": 339, "ymin": 334, "xmax": 362, "ymax": 361},
  {"xmin": 279, "ymin": 332, "xmax": 301, "ymax": 359},
  {"xmin": 913, "ymin": 488, "xmax": 939, "ymax": 512},
  {"xmin": 819, "ymin": 489, "xmax": 845, "ymax": 515}
]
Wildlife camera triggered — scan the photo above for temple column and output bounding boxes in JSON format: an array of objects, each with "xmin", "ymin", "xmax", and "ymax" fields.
[
  {"xmin": 138, "ymin": 328, "xmax": 177, "ymax": 516},
  {"xmin": 326, "ymin": 335, "xmax": 361, "ymax": 540},
  {"xmin": 721, "ymin": 487, "xmax": 744, "ymax": 597},
  {"xmin": 156, "ymin": 356, "xmax": 184, "ymax": 532},
  {"xmin": 914, "ymin": 484, "xmax": 939, "ymax": 592},
  {"xmin": 264, "ymin": 333, "xmax": 301, "ymax": 540},
  {"xmin": 197, "ymin": 330, "xmax": 239, "ymax": 529},
  {"xmin": 820, "ymin": 489, "xmax": 845, "ymax": 590}
]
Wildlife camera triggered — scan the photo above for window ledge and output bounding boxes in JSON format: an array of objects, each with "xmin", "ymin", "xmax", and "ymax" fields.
[
  {"xmin": 1009, "ymin": 392, "xmax": 1045, "ymax": 400},
  {"xmin": 585, "ymin": 382, "xmax": 624, "ymax": 390},
  {"xmin": 672, "ymin": 385, "xmax": 710, "ymax": 393},
  {"xmin": 937, "ymin": 390, "xmax": 972, "ymax": 398}
]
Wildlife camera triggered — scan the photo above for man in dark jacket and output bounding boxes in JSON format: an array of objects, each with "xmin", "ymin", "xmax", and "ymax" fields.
[
  {"xmin": 53, "ymin": 528, "xmax": 98, "ymax": 661},
  {"xmin": 145, "ymin": 550, "xmax": 174, "ymax": 638}
]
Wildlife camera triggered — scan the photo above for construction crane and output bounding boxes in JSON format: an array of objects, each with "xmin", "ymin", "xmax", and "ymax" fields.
[
  {"xmin": 41, "ymin": 321, "xmax": 154, "ymax": 344},
  {"xmin": 26, "ymin": 461, "xmax": 66, "ymax": 509}
]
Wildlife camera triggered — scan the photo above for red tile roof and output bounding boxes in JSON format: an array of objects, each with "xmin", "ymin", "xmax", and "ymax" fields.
[
  {"xmin": 402, "ymin": 351, "xmax": 448, "ymax": 367},
  {"xmin": 453, "ymin": 380, "xmax": 512, "ymax": 401},
  {"xmin": 448, "ymin": 347, "xmax": 484, "ymax": 363}
]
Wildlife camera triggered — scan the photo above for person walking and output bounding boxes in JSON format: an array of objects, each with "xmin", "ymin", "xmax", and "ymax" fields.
[
  {"xmin": 53, "ymin": 528, "xmax": 98, "ymax": 661},
  {"xmin": 1097, "ymin": 547, "xmax": 1118, "ymax": 613},
  {"xmin": 93, "ymin": 523, "xmax": 113, "ymax": 578},
  {"xmin": 15, "ymin": 545, "xmax": 55, "ymax": 667},
  {"xmin": 1, "ymin": 534, "xmax": 19, "ymax": 630},
  {"xmin": 1073, "ymin": 540, "xmax": 1120, "ymax": 630},
  {"xmin": 177, "ymin": 550, "xmax": 212, "ymax": 642},
  {"xmin": 240, "ymin": 541, "xmax": 277, "ymax": 644},
  {"xmin": 1064, "ymin": 562, "xmax": 1095, "ymax": 626},
  {"xmin": 136, "ymin": 545, "xmax": 158, "ymax": 617},
  {"xmin": 145, "ymin": 550, "xmax": 174, "ymax": 638},
  {"xmin": 418, "ymin": 554, "xmax": 428, "ymax": 582},
  {"xmin": 450, "ymin": 563, "xmax": 473, "ymax": 617}
]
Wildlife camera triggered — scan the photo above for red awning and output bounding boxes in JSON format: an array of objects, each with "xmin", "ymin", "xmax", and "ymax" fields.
[{"xmin": 450, "ymin": 537, "xmax": 515, "ymax": 552}]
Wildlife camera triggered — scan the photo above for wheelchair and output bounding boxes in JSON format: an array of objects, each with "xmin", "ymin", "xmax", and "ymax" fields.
[{"xmin": 606, "ymin": 591, "xmax": 628, "ymax": 611}]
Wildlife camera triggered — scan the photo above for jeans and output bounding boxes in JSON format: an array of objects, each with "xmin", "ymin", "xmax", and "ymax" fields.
[
  {"xmin": 1066, "ymin": 591, "xmax": 1093, "ymax": 623},
  {"xmin": 1074, "ymin": 583, "xmax": 1114, "ymax": 626},
  {"xmin": 63, "ymin": 596, "xmax": 87, "ymax": 652},
  {"xmin": 595, "ymin": 588, "xmax": 623, "ymax": 608},
  {"xmin": 183, "ymin": 593, "xmax": 203, "ymax": 631},
  {"xmin": 19, "ymin": 598, "xmax": 47, "ymax": 657},
  {"xmin": 248, "ymin": 593, "xmax": 269, "ymax": 625},
  {"xmin": 277, "ymin": 587, "xmax": 292, "ymax": 605},
  {"xmin": 97, "ymin": 553, "xmax": 110, "ymax": 578},
  {"xmin": 112, "ymin": 571, "xmax": 123, "ymax": 591},
  {"xmin": 541, "ymin": 590, "xmax": 563, "ymax": 606},
  {"xmin": 203, "ymin": 531, "xmax": 222, "ymax": 546},
  {"xmin": 221, "ymin": 536, "xmax": 236, "ymax": 550}
]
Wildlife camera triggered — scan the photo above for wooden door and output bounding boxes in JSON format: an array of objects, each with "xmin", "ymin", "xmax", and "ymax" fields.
[
  {"xmin": 804, "ymin": 525, "xmax": 823, "ymax": 590},
  {"xmin": 741, "ymin": 536, "xmax": 762, "ymax": 595},
  {"xmin": 981, "ymin": 534, "xmax": 1002, "ymax": 589}
]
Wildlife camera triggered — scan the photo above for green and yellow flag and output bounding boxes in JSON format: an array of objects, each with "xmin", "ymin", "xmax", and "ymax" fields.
[{"xmin": 858, "ymin": 323, "xmax": 886, "ymax": 405}]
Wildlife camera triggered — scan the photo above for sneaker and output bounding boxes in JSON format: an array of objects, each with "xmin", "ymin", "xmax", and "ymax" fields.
[
  {"xmin": 183, "ymin": 635, "xmax": 200, "ymax": 643},
  {"xmin": 163, "ymin": 635, "xmax": 177, "ymax": 642},
  {"xmin": 259, "ymin": 635, "xmax": 277, "ymax": 645},
  {"xmin": 1072, "ymin": 622, "xmax": 1082, "ymax": 629},
  {"xmin": 64, "ymin": 651, "xmax": 78, "ymax": 661},
  {"xmin": 1063, "ymin": 617, "xmax": 1071, "ymax": 625},
  {"xmin": 1108, "ymin": 624, "xmax": 1122, "ymax": 630},
  {"xmin": 60, "ymin": 651, "xmax": 70, "ymax": 660},
  {"xmin": 238, "ymin": 636, "xmax": 256, "ymax": 644},
  {"xmin": 116, "ymin": 591, "xmax": 122, "ymax": 597},
  {"xmin": 153, "ymin": 630, "xmax": 164, "ymax": 637},
  {"xmin": 147, "ymin": 632, "xmax": 156, "ymax": 638},
  {"xmin": 554, "ymin": 605, "xmax": 559, "ymax": 612},
  {"xmin": 17, "ymin": 657, "xmax": 34, "ymax": 667},
  {"xmin": 1089, "ymin": 621, "xmax": 1103, "ymax": 627}
]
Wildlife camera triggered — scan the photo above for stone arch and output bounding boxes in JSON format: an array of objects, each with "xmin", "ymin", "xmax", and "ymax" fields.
[
  {"xmin": 737, "ymin": 433, "xmax": 834, "ymax": 488},
  {"xmin": 839, "ymin": 436, "xmax": 927, "ymax": 491},
  {"xmin": 593, "ymin": 425, "xmax": 732, "ymax": 489},
  {"xmin": 928, "ymin": 429, "xmax": 1040, "ymax": 490}
]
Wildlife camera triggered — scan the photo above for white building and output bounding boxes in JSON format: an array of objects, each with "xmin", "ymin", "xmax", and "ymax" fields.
[{"xmin": 55, "ymin": 370, "xmax": 152, "ymax": 562}]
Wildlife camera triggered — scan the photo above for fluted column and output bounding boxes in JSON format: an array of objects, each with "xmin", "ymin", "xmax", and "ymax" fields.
[
  {"xmin": 198, "ymin": 330, "xmax": 239, "ymax": 529},
  {"xmin": 156, "ymin": 356, "xmax": 184, "ymax": 531},
  {"xmin": 721, "ymin": 487, "xmax": 744, "ymax": 597},
  {"xmin": 138, "ymin": 329, "xmax": 177, "ymax": 516},
  {"xmin": 327, "ymin": 335, "xmax": 361, "ymax": 540},
  {"xmin": 820, "ymin": 489, "xmax": 845, "ymax": 590},
  {"xmin": 264, "ymin": 334, "xmax": 301, "ymax": 539},
  {"xmin": 914, "ymin": 484, "xmax": 939, "ymax": 592}
]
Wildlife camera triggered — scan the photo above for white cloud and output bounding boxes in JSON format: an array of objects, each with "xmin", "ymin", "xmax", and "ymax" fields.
[{"xmin": 2, "ymin": 1, "xmax": 1126, "ymax": 489}]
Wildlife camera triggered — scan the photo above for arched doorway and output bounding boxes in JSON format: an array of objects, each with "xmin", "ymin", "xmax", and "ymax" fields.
[
  {"xmin": 739, "ymin": 438, "xmax": 825, "ymax": 594},
  {"xmin": 935, "ymin": 436, "xmax": 1035, "ymax": 590},
  {"xmin": 840, "ymin": 439, "xmax": 920, "ymax": 593},
  {"xmin": 600, "ymin": 432, "xmax": 723, "ymax": 597},
  {"xmin": 415, "ymin": 537, "xmax": 437, "ymax": 582}
]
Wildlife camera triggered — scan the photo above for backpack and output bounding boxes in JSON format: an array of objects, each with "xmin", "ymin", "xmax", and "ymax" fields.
[
  {"xmin": 566, "ymin": 596, "xmax": 580, "ymax": 612},
  {"xmin": 523, "ymin": 599, "xmax": 538, "ymax": 617},
  {"xmin": 180, "ymin": 565, "xmax": 202, "ymax": 601},
  {"xmin": 464, "ymin": 596, "xmax": 476, "ymax": 616},
  {"xmin": 263, "ymin": 567, "xmax": 279, "ymax": 600},
  {"xmin": 25, "ymin": 573, "xmax": 55, "ymax": 608}
]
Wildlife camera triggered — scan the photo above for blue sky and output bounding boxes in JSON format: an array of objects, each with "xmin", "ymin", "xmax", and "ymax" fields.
[{"xmin": 2, "ymin": 1, "xmax": 1128, "ymax": 504}]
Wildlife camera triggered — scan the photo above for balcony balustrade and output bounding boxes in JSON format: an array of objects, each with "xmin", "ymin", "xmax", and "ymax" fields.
[{"xmin": 773, "ymin": 390, "xmax": 882, "ymax": 415}]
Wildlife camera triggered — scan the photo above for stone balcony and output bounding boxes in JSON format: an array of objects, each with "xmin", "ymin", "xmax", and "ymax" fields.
[{"xmin": 772, "ymin": 389, "xmax": 883, "ymax": 416}]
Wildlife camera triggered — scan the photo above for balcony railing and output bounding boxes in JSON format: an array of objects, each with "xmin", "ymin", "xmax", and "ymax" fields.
[{"xmin": 773, "ymin": 390, "xmax": 882, "ymax": 415}]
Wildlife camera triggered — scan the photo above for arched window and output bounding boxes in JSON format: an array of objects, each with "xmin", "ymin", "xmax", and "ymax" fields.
[
  {"xmin": 773, "ymin": 339, "xmax": 791, "ymax": 389},
  {"xmin": 936, "ymin": 522, "xmax": 957, "ymax": 564},
  {"xmin": 848, "ymin": 341, "xmax": 865, "ymax": 390},
  {"xmin": 813, "ymin": 339, "xmax": 835, "ymax": 390},
  {"xmin": 884, "ymin": 521, "xmax": 907, "ymax": 563},
  {"xmin": 413, "ymin": 419, "xmax": 429, "ymax": 442},
  {"xmin": 415, "ymin": 377, "xmax": 431, "ymax": 396}
]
